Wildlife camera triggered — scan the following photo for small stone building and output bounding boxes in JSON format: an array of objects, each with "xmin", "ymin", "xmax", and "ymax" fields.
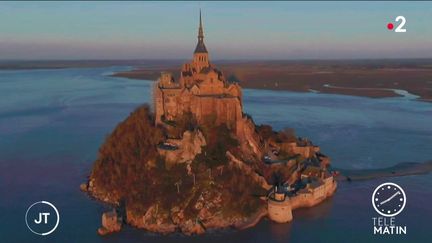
[{"xmin": 98, "ymin": 210, "xmax": 122, "ymax": 235}]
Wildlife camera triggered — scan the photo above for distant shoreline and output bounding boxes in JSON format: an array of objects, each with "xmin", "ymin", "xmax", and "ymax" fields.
[
  {"xmin": 1, "ymin": 59, "xmax": 431, "ymax": 102},
  {"xmin": 110, "ymin": 61, "xmax": 432, "ymax": 102}
]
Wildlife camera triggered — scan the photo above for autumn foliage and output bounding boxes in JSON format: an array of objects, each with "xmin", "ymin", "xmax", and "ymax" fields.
[{"xmin": 90, "ymin": 104, "xmax": 264, "ymax": 218}]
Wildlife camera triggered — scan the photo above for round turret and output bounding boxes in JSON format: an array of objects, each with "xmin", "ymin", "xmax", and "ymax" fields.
[{"xmin": 267, "ymin": 187, "xmax": 293, "ymax": 223}]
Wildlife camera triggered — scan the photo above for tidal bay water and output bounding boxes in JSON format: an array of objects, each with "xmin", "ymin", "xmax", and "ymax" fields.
[{"xmin": 0, "ymin": 67, "xmax": 431, "ymax": 242}]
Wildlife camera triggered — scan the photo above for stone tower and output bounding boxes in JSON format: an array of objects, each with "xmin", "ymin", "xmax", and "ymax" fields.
[
  {"xmin": 267, "ymin": 186, "xmax": 293, "ymax": 223},
  {"xmin": 192, "ymin": 9, "xmax": 210, "ymax": 73}
]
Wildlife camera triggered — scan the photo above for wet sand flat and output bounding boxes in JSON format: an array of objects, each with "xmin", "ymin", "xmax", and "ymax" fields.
[{"xmin": 111, "ymin": 59, "xmax": 432, "ymax": 101}]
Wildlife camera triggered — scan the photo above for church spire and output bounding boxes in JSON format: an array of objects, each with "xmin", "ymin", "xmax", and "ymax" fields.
[
  {"xmin": 198, "ymin": 9, "xmax": 204, "ymax": 41},
  {"xmin": 194, "ymin": 9, "xmax": 208, "ymax": 54}
]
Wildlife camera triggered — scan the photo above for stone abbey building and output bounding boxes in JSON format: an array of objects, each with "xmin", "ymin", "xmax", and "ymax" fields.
[{"xmin": 153, "ymin": 11, "xmax": 243, "ymax": 133}]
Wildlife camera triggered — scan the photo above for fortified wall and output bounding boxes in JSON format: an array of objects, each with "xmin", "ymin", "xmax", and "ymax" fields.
[{"xmin": 267, "ymin": 174, "xmax": 337, "ymax": 223}]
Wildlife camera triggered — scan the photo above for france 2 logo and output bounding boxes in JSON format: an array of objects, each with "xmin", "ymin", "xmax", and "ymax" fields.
[{"xmin": 387, "ymin": 16, "xmax": 407, "ymax": 33}]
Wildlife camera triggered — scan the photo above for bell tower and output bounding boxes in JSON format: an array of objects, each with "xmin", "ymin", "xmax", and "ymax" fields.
[{"xmin": 193, "ymin": 9, "xmax": 210, "ymax": 72}]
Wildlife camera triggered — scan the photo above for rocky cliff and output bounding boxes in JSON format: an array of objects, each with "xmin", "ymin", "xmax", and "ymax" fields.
[{"xmin": 83, "ymin": 104, "xmax": 333, "ymax": 235}]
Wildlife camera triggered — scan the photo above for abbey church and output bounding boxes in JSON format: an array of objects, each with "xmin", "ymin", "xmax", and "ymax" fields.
[{"xmin": 153, "ymin": 11, "xmax": 244, "ymax": 133}]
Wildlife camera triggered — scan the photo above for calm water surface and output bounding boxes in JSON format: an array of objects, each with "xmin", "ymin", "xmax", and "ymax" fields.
[{"xmin": 0, "ymin": 67, "xmax": 431, "ymax": 242}]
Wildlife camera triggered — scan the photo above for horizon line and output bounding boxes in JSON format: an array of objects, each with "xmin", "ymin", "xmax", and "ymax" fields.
[{"xmin": 1, "ymin": 57, "xmax": 432, "ymax": 62}]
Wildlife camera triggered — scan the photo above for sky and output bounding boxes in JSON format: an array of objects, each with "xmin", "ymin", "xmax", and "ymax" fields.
[{"xmin": 0, "ymin": 1, "xmax": 431, "ymax": 60}]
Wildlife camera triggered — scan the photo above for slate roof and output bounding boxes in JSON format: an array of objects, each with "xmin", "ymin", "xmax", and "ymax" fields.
[{"xmin": 194, "ymin": 41, "xmax": 208, "ymax": 53}]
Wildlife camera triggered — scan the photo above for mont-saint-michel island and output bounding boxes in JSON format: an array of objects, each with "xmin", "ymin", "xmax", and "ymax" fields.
[
  {"xmin": 3, "ymin": 2, "xmax": 432, "ymax": 242},
  {"xmin": 81, "ymin": 12, "xmax": 337, "ymax": 236}
]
